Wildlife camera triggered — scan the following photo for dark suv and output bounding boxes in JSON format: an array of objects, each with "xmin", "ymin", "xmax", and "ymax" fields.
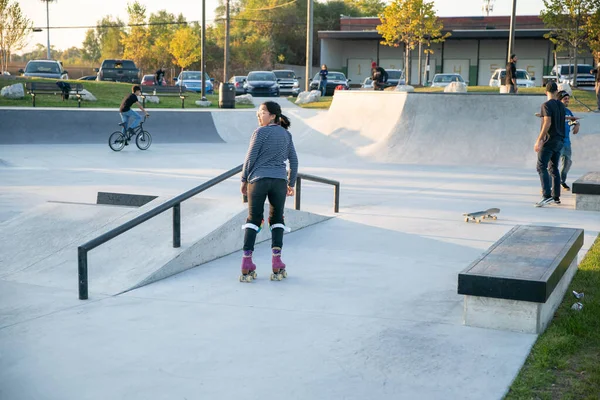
[{"xmin": 96, "ymin": 59, "xmax": 140, "ymax": 83}]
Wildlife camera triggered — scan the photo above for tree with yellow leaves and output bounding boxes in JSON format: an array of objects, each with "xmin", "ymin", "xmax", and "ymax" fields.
[
  {"xmin": 169, "ymin": 26, "xmax": 202, "ymax": 72},
  {"xmin": 377, "ymin": 0, "xmax": 449, "ymax": 85}
]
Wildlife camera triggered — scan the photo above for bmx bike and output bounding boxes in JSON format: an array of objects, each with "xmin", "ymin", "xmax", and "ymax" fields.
[{"xmin": 108, "ymin": 115, "xmax": 152, "ymax": 151}]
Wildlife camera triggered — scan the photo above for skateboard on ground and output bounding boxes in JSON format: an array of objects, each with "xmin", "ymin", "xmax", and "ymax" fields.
[{"xmin": 463, "ymin": 208, "xmax": 500, "ymax": 223}]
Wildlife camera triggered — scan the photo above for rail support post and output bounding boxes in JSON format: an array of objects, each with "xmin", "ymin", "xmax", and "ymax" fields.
[
  {"xmin": 173, "ymin": 203, "xmax": 181, "ymax": 248},
  {"xmin": 78, "ymin": 247, "xmax": 88, "ymax": 300},
  {"xmin": 294, "ymin": 177, "xmax": 302, "ymax": 210},
  {"xmin": 334, "ymin": 183, "xmax": 340, "ymax": 213}
]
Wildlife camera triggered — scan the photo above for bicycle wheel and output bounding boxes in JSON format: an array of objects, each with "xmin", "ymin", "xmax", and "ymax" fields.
[
  {"xmin": 108, "ymin": 131, "xmax": 126, "ymax": 151},
  {"xmin": 136, "ymin": 130, "xmax": 152, "ymax": 150}
]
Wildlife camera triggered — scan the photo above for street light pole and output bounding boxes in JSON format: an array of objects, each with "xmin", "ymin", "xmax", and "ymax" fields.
[
  {"xmin": 305, "ymin": 0, "xmax": 313, "ymax": 92},
  {"xmin": 46, "ymin": 0, "xmax": 51, "ymax": 59},
  {"xmin": 201, "ymin": 0, "xmax": 206, "ymax": 101},
  {"xmin": 224, "ymin": 0, "xmax": 230, "ymax": 83},
  {"xmin": 507, "ymin": 0, "xmax": 517, "ymax": 62}
]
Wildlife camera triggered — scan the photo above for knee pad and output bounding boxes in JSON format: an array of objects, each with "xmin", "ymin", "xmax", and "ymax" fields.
[
  {"xmin": 270, "ymin": 223, "xmax": 291, "ymax": 233},
  {"xmin": 242, "ymin": 219, "xmax": 264, "ymax": 232}
]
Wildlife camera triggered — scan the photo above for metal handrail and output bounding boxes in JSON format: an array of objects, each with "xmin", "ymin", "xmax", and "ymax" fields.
[
  {"xmin": 77, "ymin": 164, "xmax": 243, "ymax": 300},
  {"xmin": 77, "ymin": 166, "xmax": 340, "ymax": 300},
  {"xmin": 294, "ymin": 173, "xmax": 340, "ymax": 213}
]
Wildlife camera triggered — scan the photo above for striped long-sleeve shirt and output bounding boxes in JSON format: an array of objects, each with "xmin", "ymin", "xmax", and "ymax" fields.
[{"xmin": 241, "ymin": 124, "xmax": 299, "ymax": 187}]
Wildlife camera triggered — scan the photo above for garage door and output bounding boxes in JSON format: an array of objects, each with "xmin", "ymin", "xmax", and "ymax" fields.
[
  {"xmin": 479, "ymin": 59, "xmax": 505, "ymax": 86},
  {"xmin": 443, "ymin": 59, "xmax": 470, "ymax": 83},
  {"xmin": 519, "ymin": 59, "xmax": 545, "ymax": 86},
  {"xmin": 347, "ymin": 58, "xmax": 373, "ymax": 86}
]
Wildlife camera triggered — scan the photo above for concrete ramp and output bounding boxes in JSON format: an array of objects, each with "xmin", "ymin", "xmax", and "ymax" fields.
[
  {"xmin": 0, "ymin": 198, "xmax": 330, "ymax": 296},
  {"xmin": 0, "ymin": 109, "xmax": 224, "ymax": 144},
  {"xmin": 325, "ymin": 91, "xmax": 600, "ymax": 169}
]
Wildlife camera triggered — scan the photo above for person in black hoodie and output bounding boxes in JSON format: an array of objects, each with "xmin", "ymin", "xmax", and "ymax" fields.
[
  {"xmin": 371, "ymin": 61, "xmax": 388, "ymax": 90},
  {"xmin": 534, "ymin": 81, "xmax": 566, "ymax": 207}
]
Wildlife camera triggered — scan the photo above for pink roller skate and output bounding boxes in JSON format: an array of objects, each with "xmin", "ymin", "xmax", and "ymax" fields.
[
  {"xmin": 270, "ymin": 247, "xmax": 287, "ymax": 281},
  {"xmin": 239, "ymin": 250, "xmax": 257, "ymax": 282}
]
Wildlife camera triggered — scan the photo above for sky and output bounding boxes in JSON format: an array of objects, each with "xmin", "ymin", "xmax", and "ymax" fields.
[{"xmin": 18, "ymin": 0, "xmax": 546, "ymax": 54}]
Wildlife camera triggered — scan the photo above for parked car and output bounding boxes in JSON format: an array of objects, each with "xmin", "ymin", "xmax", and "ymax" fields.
[
  {"xmin": 385, "ymin": 69, "xmax": 406, "ymax": 86},
  {"xmin": 431, "ymin": 73, "xmax": 467, "ymax": 87},
  {"xmin": 19, "ymin": 60, "xmax": 68, "ymax": 80},
  {"xmin": 95, "ymin": 59, "xmax": 140, "ymax": 83},
  {"xmin": 309, "ymin": 71, "xmax": 350, "ymax": 95},
  {"xmin": 174, "ymin": 71, "xmax": 214, "ymax": 94},
  {"xmin": 228, "ymin": 75, "xmax": 247, "ymax": 95},
  {"xmin": 141, "ymin": 74, "xmax": 166, "ymax": 86},
  {"xmin": 544, "ymin": 64, "xmax": 596, "ymax": 87},
  {"xmin": 244, "ymin": 71, "xmax": 280, "ymax": 97},
  {"xmin": 489, "ymin": 69, "xmax": 534, "ymax": 88},
  {"xmin": 78, "ymin": 75, "xmax": 97, "ymax": 81},
  {"xmin": 361, "ymin": 77, "xmax": 373, "ymax": 89},
  {"xmin": 272, "ymin": 70, "xmax": 301, "ymax": 96}
]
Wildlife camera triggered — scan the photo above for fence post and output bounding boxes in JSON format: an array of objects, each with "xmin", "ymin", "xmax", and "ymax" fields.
[
  {"xmin": 334, "ymin": 183, "xmax": 340, "ymax": 213},
  {"xmin": 173, "ymin": 203, "xmax": 181, "ymax": 248},
  {"xmin": 295, "ymin": 177, "xmax": 302, "ymax": 210},
  {"xmin": 78, "ymin": 247, "xmax": 88, "ymax": 300}
]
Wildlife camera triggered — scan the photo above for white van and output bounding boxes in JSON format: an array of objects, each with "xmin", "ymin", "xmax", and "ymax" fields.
[{"xmin": 489, "ymin": 69, "xmax": 535, "ymax": 88}]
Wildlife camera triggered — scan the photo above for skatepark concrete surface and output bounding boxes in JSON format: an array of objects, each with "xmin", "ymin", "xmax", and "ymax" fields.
[{"xmin": 1, "ymin": 93, "xmax": 599, "ymax": 399}]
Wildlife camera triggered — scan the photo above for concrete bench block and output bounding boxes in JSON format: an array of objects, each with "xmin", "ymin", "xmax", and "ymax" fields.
[
  {"xmin": 458, "ymin": 225, "xmax": 583, "ymax": 333},
  {"xmin": 573, "ymin": 172, "xmax": 600, "ymax": 211}
]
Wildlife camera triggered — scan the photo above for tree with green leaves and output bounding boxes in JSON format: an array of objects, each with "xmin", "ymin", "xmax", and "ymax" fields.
[
  {"xmin": 540, "ymin": 0, "xmax": 596, "ymax": 86},
  {"xmin": 0, "ymin": 0, "xmax": 32, "ymax": 72},
  {"xmin": 377, "ymin": 0, "xmax": 449, "ymax": 84},
  {"xmin": 95, "ymin": 16, "xmax": 125, "ymax": 60},
  {"xmin": 583, "ymin": 2, "xmax": 600, "ymax": 64},
  {"xmin": 81, "ymin": 29, "xmax": 101, "ymax": 63},
  {"xmin": 169, "ymin": 26, "xmax": 202, "ymax": 71},
  {"xmin": 344, "ymin": 0, "xmax": 386, "ymax": 16},
  {"xmin": 147, "ymin": 10, "xmax": 185, "ymax": 73},
  {"xmin": 121, "ymin": 1, "xmax": 151, "ymax": 73}
]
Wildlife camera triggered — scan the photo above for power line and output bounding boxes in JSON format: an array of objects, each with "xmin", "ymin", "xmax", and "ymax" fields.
[{"xmin": 244, "ymin": 0, "xmax": 297, "ymax": 12}]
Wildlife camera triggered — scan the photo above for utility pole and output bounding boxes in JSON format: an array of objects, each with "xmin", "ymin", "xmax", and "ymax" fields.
[
  {"xmin": 507, "ymin": 0, "xmax": 517, "ymax": 62},
  {"xmin": 46, "ymin": 1, "xmax": 51, "ymax": 59},
  {"xmin": 201, "ymin": 0, "xmax": 207, "ymax": 100},
  {"xmin": 305, "ymin": 0, "xmax": 313, "ymax": 92},
  {"xmin": 224, "ymin": 0, "xmax": 230, "ymax": 84}
]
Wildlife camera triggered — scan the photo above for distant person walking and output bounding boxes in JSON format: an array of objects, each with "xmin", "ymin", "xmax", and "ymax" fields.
[
  {"xmin": 557, "ymin": 90, "xmax": 580, "ymax": 191},
  {"xmin": 155, "ymin": 67, "xmax": 166, "ymax": 86},
  {"xmin": 591, "ymin": 63, "xmax": 600, "ymax": 112},
  {"xmin": 534, "ymin": 82, "xmax": 566, "ymax": 207},
  {"xmin": 318, "ymin": 64, "xmax": 328, "ymax": 96},
  {"xmin": 240, "ymin": 101, "xmax": 299, "ymax": 282},
  {"xmin": 371, "ymin": 61, "xmax": 388, "ymax": 90},
  {"xmin": 119, "ymin": 85, "xmax": 149, "ymax": 136},
  {"xmin": 505, "ymin": 54, "xmax": 518, "ymax": 94}
]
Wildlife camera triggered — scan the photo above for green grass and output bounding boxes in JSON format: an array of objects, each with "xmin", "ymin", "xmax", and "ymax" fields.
[
  {"xmin": 0, "ymin": 77, "xmax": 254, "ymax": 109},
  {"xmin": 505, "ymin": 234, "xmax": 600, "ymax": 400},
  {"xmin": 291, "ymin": 86, "xmax": 597, "ymax": 113},
  {"xmin": 287, "ymin": 95, "xmax": 333, "ymax": 109}
]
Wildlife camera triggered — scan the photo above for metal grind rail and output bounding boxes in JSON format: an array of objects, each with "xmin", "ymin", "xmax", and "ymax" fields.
[{"xmin": 77, "ymin": 167, "xmax": 339, "ymax": 299}]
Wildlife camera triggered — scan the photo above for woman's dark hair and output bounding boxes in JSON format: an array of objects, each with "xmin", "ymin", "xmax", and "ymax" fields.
[
  {"xmin": 262, "ymin": 101, "xmax": 290, "ymax": 129},
  {"xmin": 279, "ymin": 114, "xmax": 291, "ymax": 130}
]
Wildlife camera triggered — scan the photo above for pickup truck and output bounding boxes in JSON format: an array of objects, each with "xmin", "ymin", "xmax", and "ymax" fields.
[{"xmin": 95, "ymin": 59, "xmax": 140, "ymax": 83}]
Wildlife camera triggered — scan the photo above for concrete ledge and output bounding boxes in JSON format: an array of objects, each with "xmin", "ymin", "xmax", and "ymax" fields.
[
  {"xmin": 96, "ymin": 192, "xmax": 157, "ymax": 207},
  {"xmin": 464, "ymin": 258, "xmax": 578, "ymax": 334},
  {"xmin": 458, "ymin": 225, "xmax": 583, "ymax": 303},
  {"xmin": 573, "ymin": 172, "xmax": 600, "ymax": 211}
]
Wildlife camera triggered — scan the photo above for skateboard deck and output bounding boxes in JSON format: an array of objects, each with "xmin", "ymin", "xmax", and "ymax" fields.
[{"xmin": 463, "ymin": 208, "xmax": 500, "ymax": 223}]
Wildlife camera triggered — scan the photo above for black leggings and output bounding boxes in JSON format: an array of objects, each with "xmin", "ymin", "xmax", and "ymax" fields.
[{"xmin": 243, "ymin": 178, "xmax": 287, "ymax": 251}]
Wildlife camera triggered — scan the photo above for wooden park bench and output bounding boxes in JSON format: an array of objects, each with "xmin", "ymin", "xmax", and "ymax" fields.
[
  {"xmin": 572, "ymin": 172, "xmax": 600, "ymax": 211},
  {"xmin": 141, "ymin": 86, "xmax": 188, "ymax": 109},
  {"xmin": 458, "ymin": 225, "xmax": 583, "ymax": 334},
  {"xmin": 25, "ymin": 82, "xmax": 84, "ymax": 108}
]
